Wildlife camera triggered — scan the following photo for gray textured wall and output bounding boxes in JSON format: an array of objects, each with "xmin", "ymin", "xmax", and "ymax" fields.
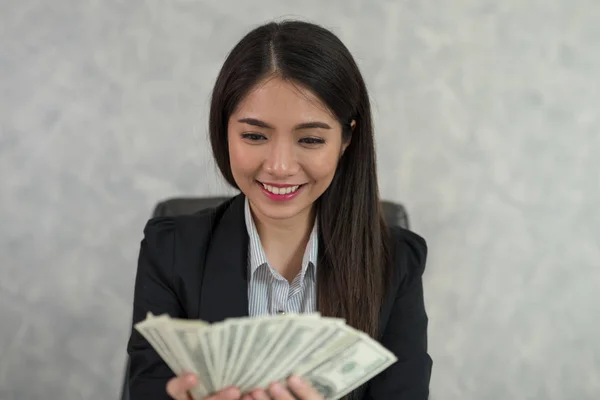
[{"xmin": 1, "ymin": 1, "xmax": 599, "ymax": 399}]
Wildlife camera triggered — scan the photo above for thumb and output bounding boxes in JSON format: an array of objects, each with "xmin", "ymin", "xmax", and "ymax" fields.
[
  {"xmin": 206, "ymin": 386, "xmax": 241, "ymax": 400},
  {"xmin": 166, "ymin": 374, "xmax": 197, "ymax": 400}
]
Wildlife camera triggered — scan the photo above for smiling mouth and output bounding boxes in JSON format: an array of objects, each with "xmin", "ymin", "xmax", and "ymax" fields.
[{"xmin": 257, "ymin": 181, "xmax": 305, "ymax": 195}]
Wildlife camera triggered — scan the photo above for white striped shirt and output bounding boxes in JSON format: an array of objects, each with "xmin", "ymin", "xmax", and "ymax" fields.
[{"xmin": 244, "ymin": 198, "xmax": 318, "ymax": 316}]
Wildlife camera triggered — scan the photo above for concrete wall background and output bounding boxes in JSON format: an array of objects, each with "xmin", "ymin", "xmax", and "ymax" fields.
[{"xmin": 1, "ymin": 1, "xmax": 599, "ymax": 399}]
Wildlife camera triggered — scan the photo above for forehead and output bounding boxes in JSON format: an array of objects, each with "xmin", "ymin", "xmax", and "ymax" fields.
[{"xmin": 232, "ymin": 77, "xmax": 336, "ymax": 124}]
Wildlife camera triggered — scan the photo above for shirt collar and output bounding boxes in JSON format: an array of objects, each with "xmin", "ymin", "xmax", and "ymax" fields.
[{"xmin": 244, "ymin": 197, "xmax": 318, "ymax": 276}]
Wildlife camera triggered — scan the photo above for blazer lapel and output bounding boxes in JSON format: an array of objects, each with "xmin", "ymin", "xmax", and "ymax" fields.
[{"xmin": 199, "ymin": 194, "xmax": 249, "ymax": 322}]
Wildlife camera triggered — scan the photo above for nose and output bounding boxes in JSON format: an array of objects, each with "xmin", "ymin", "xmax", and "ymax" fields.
[{"xmin": 263, "ymin": 137, "xmax": 300, "ymax": 178}]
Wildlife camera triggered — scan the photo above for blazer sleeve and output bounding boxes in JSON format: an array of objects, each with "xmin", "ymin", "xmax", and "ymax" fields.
[
  {"xmin": 365, "ymin": 229, "xmax": 433, "ymax": 399},
  {"xmin": 126, "ymin": 218, "xmax": 184, "ymax": 400}
]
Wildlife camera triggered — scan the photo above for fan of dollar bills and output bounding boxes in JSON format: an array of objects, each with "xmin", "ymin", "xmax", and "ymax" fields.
[{"xmin": 135, "ymin": 312, "xmax": 397, "ymax": 400}]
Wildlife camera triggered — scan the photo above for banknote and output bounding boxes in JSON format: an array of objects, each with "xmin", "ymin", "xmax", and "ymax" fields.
[
  {"xmin": 299, "ymin": 332, "xmax": 397, "ymax": 399},
  {"xmin": 134, "ymin": 313, "xmax": 397, "ymax": 400}
]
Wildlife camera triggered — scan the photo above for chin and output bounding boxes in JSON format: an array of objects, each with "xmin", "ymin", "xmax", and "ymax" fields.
[
  {"xmin": 248, "ymin": 187, "xmax": 315, "ymax": 221},
  {"xmin": 255, "ymin": 200, "xmax": 308, "ymax": 220},
  {"xmin": 262, "ymin": 209, "xmax": 303, "ymax": 221}
]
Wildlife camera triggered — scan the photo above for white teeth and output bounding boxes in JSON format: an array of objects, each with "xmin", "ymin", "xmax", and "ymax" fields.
[{"xmin": 261, "ymin": 183, "xmax": 300, "ymax": 195}]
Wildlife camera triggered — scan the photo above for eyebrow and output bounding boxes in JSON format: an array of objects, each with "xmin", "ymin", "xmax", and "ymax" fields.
[{"xmin": 237, "ymin": 117, "xmax": 331, "ymax": 130}]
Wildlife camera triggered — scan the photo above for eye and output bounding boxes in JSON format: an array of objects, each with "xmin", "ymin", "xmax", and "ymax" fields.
[
  {"xmin": 299, "ymin": 137, "xmax": 326, "ymax": 146},
  {"xmin": 241, "ymin": 133, "xmax": 266, "ymax": 141}
]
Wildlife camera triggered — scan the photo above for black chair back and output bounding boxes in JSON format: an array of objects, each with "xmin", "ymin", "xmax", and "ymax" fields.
[{"xmin": 151, "ymin": 196, "xmax": 409, "ymax": 228}]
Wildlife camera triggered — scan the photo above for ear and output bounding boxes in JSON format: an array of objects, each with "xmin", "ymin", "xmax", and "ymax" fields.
[{"xmin": 341, "ymin": 120, "xmax": 355, "ymax": 155}]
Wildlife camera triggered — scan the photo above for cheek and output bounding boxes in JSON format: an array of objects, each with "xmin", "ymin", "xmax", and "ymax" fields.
[
  {"xmin": 229, "ymin": 137, "xmax": 249, "ymax": 164},
  {"xmin": 228, "ymin": 141, "xmax": 266, "ymax": 189},
  {"xmin": 228, "ymin": 138, "xmax": 251, "ymax": 177},
  {"xmin": 301, "ymin": 150, "xmax": 341, "ymax": 181}
]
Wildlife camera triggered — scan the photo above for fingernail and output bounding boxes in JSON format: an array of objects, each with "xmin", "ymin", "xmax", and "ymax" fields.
[
  {"xmin": 288, "ymin": 375, "xmax": 302, "ymax": 385},
  {"xmin": 185, "ymin": 374, "xmax": 197, "ymax": 384}
]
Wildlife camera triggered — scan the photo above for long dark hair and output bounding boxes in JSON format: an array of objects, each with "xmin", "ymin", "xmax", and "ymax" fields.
[{"xmin": 209, "ymin": 20, "xmax": 392, "ymax": 339}]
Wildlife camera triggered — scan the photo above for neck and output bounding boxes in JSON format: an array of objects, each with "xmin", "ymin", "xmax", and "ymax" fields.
[{"xmin": 249, "ymin": 201, "xmax": 315, "ymax": 280}]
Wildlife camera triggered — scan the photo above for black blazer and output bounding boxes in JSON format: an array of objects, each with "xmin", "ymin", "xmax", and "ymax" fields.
[{"xmin": 127, "ymin": 194, "xmax": 432, "ymax": 399}]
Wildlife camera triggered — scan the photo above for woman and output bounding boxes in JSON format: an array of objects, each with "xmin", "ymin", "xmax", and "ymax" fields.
[{"xmin": 127, "ymin": 20, "xmax": 432, "ymax": 400}]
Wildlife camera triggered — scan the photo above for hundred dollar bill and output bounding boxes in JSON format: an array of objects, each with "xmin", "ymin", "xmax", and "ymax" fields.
[
  {"xmin": 244, "ymin": 314, "xmax": 324, "ymax": 391},
  {"xmin": 135, "ymin": 317, "xmax": 184, "ymax": 375},
  {"xmin": 169, "ymin": 319, "xmax": 213, "ymax": 395},
  {"xmin": 290, "ymin": 322, "xmax": 361, "ymax": 377},
  {"xmin": 234, "ymin": 316, "xmax": 293, "ymax": 390},
  {"xmin": 251, "ymin": 317, "xmax": 346, "ymax": 390},
  {"xmin": 298, "ymin": 333, "xmax": 397, "ymax": 400},
  {"xmin": 202, "ymin": 322, "xmax": 224, "ymax": 390},
  {"xmin": 136, "ymin": 314, "xmax": 209, "ymax": 399},
  {"xmin": 225, "ymin": 316, "xmax": 265, "ymax": 386},
  {"xmin": 219, "ymin": 317, "xmax": 254, "ymax": 387}
]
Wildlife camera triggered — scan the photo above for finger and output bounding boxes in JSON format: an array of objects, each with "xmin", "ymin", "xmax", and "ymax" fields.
[
  {"xmin": 268, "ymin": 382, "xmax": 296, "ymax": 400},
  {"xmin": 249, "ymin": 389, "xmax": 270, "ymax": 400},
  {"xmin": 241, "ymin": 395, "xmax": 254, "ymax": 400},
  {"xmin": 287, "ymin": 375, "xmax": 322, "ymax": 399},
  {"xmin": 166, "ymin": 374, "xmax": 197, "ymax": 400},
  {"xmin": 205, "ymin": 386, "xmax": 242, "ymax": 400}
]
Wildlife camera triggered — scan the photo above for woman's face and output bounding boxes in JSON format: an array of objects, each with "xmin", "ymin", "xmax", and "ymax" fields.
[{"xmin": 227, "ymin": 77, "xmax": 349, "ymax": 223}]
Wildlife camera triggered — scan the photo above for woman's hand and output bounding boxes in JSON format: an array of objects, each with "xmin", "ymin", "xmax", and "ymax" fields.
[
  {"xmin": 243, "ymin": 375, "xmax": 324, "ymax": 400},
  {"xmin": 166, "ymin": 373, "xmax": 241, "ymax": 400}
]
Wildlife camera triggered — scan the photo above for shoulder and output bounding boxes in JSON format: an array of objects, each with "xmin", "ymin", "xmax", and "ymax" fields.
[
  {"xmin": 141, "ymin": 196, "xmax": 238, "ymax": 257},
  {"xmin": 388, "ymin": 225, "xmax": 428, "ymax": 288}
]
